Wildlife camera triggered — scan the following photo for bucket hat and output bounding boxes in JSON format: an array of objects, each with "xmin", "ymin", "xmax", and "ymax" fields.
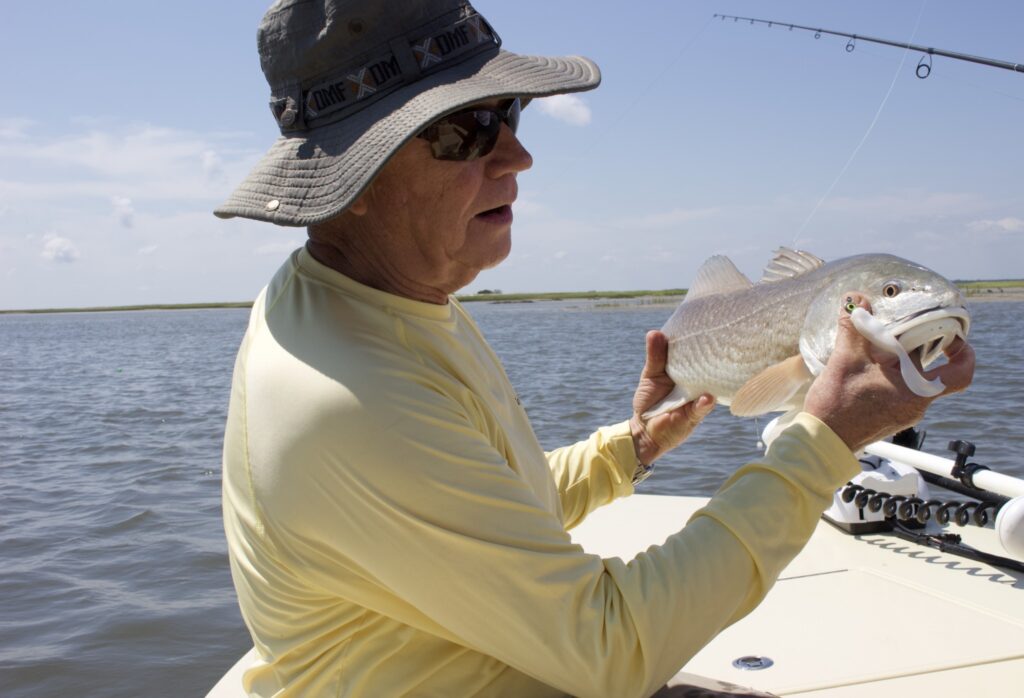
[{"xmin": 214, "ymin": 0, "xmax": 601, "ymax": 227}]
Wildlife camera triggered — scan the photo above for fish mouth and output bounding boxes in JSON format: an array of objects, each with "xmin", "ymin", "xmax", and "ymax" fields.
[{"xmin": 888, "ymin": 305, "xmax": 970, "ymax": 368}]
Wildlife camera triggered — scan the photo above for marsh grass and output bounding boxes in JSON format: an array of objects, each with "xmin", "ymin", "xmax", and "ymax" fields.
[{"xmin": 3, "ymin": 282, "xmax": 1021, "ymax": 314}]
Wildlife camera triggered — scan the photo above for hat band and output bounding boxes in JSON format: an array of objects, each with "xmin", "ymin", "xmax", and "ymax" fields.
[{"xmin": 271, "ymin": 5, "xmax": 501, "ymax": 134}]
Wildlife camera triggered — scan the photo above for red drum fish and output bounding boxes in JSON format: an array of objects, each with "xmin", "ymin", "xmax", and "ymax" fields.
[{"xmin": 646, "ymin": 248, "xmax": 970, "ymax": 418}]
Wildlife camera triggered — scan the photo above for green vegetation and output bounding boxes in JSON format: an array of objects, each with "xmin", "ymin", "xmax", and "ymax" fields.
[
  {"xmin": 455, "ymin": 289, "xmax": 688, "ymax": 303},
  {"xmin": 2, "ymin": 280, "xmax": 1022, "ymax": 315},
  {"xmin": 956, "ymin": 279, "xmax": 1024, "ymax": 295},
  {"xmin": 0, "ymin": 302, "xmax": 253, "ymax": 315}
]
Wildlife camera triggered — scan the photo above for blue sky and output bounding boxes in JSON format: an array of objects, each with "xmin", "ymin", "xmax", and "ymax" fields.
[{"xmin": 2, "ymin": 0, "xmax": 1022, "ymax": 310}]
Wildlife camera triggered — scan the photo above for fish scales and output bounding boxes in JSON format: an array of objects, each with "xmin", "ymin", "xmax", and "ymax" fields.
[{"xmin": 665, "ymin": 277, "xmax": 827, "ymax": 404}]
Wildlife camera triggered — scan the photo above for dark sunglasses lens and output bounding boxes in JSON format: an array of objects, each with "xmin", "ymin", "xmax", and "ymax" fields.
[
  {"xmin": 505, "ymin": 98, "xmax": 520, "ymax": 134},
  {"xmin": 425, "ymin": 98, "xmax": 520, "ymax": 161},
  {"xmin": 446, "ymin": 110, "xmax": 501, "ymax": 160}
]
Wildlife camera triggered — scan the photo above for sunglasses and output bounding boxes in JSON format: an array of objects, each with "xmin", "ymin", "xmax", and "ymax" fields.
[{"xmin": 417, "ymin": 98, "xmax": 521, "ymax": 161}]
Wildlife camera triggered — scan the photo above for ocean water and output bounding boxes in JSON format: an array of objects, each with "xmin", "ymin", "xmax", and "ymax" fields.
[{"xmin": 1, "ymin": 300, "xmax": 1021, "ymax": 697}]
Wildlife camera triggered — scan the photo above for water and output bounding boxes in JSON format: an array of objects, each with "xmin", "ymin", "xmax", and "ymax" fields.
[{"xmin": 1, "ymin": 300, "xmax": 1021, "ymax": 697}]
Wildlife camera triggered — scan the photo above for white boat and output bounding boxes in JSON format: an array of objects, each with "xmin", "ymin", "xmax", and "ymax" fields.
[{"xmin": 209, "ymin": 432, "xmax": 1024, "ymax": 697}]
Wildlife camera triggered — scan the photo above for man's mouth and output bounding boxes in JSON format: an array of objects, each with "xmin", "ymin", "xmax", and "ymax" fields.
[{"xmin": 476, "ymin": 204, "xmax": 513, "ymax": 223}]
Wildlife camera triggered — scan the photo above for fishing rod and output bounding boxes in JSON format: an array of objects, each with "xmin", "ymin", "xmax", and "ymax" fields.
[
  {"xmin": 864, "ymin": 439, "xmax": 1024, "ymax": 500},
  {"xmin": 713, "ymin": 13, "xmax": 1024, "ymax": 79}
]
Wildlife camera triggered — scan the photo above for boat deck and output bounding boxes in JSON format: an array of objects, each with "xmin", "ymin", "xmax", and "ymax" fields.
[
  {"xmin": 209, "ymin": 493, "xmax": 1023, "ymax": 697},
  {"xmin": 570, "ymin": 494, "xmax": 1024, "ymax": 697}
]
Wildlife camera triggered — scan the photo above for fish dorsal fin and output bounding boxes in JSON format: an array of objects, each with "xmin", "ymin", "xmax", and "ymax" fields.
[
  {"xmin": 684, "ymin": 255, "xmax": 752, "ymax": 303},
  {"xmin": 730, "ymin": 354, "xmax": 814, "ymax": 417},
  {"xmin": 760, "ymin": 247, "xmax": 825, "ymax": 283}
]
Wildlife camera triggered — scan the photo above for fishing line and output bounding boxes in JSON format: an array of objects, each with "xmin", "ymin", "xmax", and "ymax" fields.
[
  {"xmin": 792, "ymin": 0, "xmax": 929, "ymax": 248},
  {"xmin": 594, "ymin": 14, "xmax": 714, "ymax": 145},
  {"xmin": 840, "ymin": 42, "xmax": 1024, "ymax": 104}
]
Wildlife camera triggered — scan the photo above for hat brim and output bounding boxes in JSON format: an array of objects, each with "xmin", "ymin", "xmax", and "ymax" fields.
[{"xmin": 214, "ymin": 50, "xmax": 600, "ymax": 227}]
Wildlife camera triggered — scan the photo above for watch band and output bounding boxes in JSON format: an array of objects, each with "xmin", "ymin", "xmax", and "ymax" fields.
[{"xmin": 631, "ymin": 458, "xmax": 654, "ymax": 485}]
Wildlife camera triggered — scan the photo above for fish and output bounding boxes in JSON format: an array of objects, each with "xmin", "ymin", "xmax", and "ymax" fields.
[{"xmin": 646, "ymin": 248, "xmax": 970, "ymax": 418}]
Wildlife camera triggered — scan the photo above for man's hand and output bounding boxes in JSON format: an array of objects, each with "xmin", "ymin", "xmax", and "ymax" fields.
[
  {"xmin": 630, "ymin": 330, "xmax": 715, "ymax": 466},
  {"xmin": 804, "ymin": 292, "xmax": 975, "ymax": 452}
]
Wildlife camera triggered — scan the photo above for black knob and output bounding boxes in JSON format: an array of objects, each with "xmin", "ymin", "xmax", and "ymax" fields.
[{"xmin": 947, "ymin": 440, "xmax": 976, "ymax": 459}]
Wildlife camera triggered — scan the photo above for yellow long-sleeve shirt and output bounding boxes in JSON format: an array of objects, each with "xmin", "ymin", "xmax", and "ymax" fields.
[{"xmin": 222, "ymin": 246, "xmax": 858, "ymax": 697}]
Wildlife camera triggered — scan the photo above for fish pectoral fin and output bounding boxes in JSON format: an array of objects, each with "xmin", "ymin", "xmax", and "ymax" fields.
[
  {"xmin": 641, "ymin": 384, "xmax": 693, "ymax": 420},
  {"xmin": 730, "ymin": 355, "xmax": 814, "ymax": 417}
]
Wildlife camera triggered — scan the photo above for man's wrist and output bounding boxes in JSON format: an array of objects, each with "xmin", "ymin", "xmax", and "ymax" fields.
[{"xmin": 629, "ymin": 414, "xmax": 660, "ymax": 468}]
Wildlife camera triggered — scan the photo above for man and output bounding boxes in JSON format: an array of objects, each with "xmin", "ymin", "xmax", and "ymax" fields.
[{"xmin": 216, "ymin": 2, "xmax": 974, "ymax": 696}]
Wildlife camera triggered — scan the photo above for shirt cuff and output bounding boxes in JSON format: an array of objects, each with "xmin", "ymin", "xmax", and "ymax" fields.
[{"xmin": 598, "ymin": 420, "xmax": 643, "ymax": 488}]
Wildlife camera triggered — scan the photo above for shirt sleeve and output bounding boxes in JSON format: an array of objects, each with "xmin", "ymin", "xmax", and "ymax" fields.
[
  {"xmin": 545, "ymin": 420, "xmax": 639, "ymax": 530},
  {"xmin": 255, "ymin": 344, "xmax": 858, "ymax": 698}
]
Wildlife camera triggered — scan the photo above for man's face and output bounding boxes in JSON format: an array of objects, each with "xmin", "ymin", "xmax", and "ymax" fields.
[{"xmin": 351, "ymin": 100, "xmax": 533, "ymax": 296}]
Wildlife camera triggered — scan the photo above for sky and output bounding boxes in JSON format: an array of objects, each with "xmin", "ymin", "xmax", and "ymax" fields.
[{"xmin": 1, "ymin": 0, "xmax": 1022, "ymax": 310}]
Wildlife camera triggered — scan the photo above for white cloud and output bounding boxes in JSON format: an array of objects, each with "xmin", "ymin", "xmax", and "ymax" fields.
[
  {"xmin": 534, "ymin": 94, "xmax": 592, "ymax": 126},
  {"xmin": 967, "ymin": 217, "xmax": 1024, "ymax": 234},
  {"xmin": 0, "ymin": 118, "xmax": 32, "ymax": 140},
  {"xmin": 510, "ymin": 192, "xmax": 547, "ymax": 217},
  {"xmin": 819, "ymin": 190, "xmax": 983, "ymax": 219},
  {"xmin": 41, "ymin": 234, "xmax": 79, "ymax": 263},
  {"xmin": 112, "ymin": 196, "xmax": 135, "ymax": 228},
  {"xmin": 0, "ymin": 122, "xmax": 262, "ymax": 203},
  {"xmin": 201, "ymin": 149, "xmax": 225, "ymax": 180},
  {"xmin": 138, "ymin": 244, "xmax": 159, "ymax": 256}
]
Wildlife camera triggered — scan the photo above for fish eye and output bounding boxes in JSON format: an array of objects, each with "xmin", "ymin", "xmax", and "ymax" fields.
[{"xmin": 882, "ymin": 282, "xmax": 901, "ymax": 298}]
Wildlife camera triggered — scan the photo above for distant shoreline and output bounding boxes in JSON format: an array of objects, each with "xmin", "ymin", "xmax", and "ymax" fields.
[
  {"xmin": 960, "ymin": 286, "xmax": 1024, "ymax": 302},
  {"xmin": 0, "ymin": 302, "xmax": 255, "ymax": 316},
  {"xmin": 1, "ymin": 282, "xmax": 1022, "ymax": 315}
]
